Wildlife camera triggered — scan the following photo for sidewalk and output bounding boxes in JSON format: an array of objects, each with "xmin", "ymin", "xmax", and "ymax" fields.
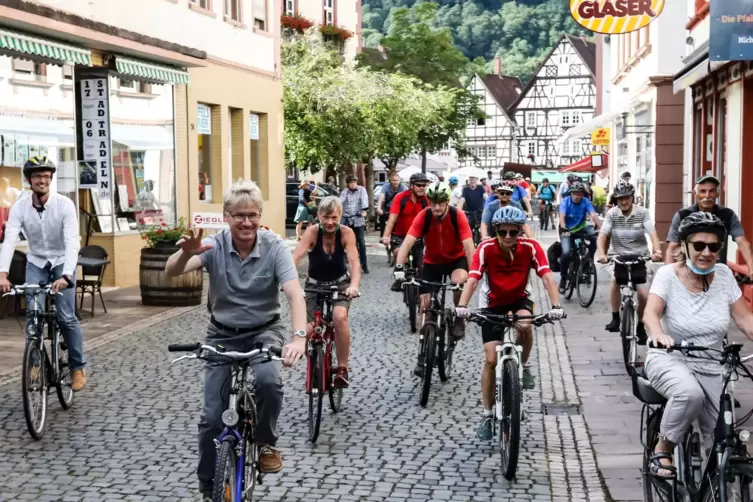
[{"xmin": 0, "ymin": 280, "xmax": 208, "ymax": 384}]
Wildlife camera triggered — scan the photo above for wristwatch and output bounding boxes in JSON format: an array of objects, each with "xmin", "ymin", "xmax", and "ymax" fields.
[
  {"xmin": 62, "ymin": 275, "xmax": 73, "ymax": 288},
  {"xmin": 552, "ymin": 304, "xmax": 562, "ymax": 309},
  {"xmin": 293, "ymin": 329, "xmax": 307, "ymax": 339}
]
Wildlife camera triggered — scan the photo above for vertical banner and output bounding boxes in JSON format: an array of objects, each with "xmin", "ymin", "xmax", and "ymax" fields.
[
  {"xmin": 80, "ymin": 77, "xmax": 111, "ymax": 199},
  {"xmin": 249, "ymin": 113, "xmax": 259, "ymax": 140},
  {"xmin": 710, "ymin": 0, "xmax": 753, "ymax": 61}
]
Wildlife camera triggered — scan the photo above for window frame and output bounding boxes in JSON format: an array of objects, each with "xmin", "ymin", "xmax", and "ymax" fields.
[
  {"xmin": 190, "ymin": 0, "xmax": 211, "ymax": 9},
  {"xmin": 528, "ymin": 142, "xmax": 536, "ymax": 157},
  {"xmin": 225, "ymin": 0, "xmax": 241, "ymax": 21},
  {"xmin": 323, "ymin": 0, "xmax": 335, "ymax": 25},
  {"xmin": 561, "ymin": 110, "xmax": 571, "ymax": 127},
  {"xmin": 253, "ymin": 0, "xmax": 268, "ymax": 30},
  {"xmin": 12, "ymin": 59, "xmax": 46, "ymax": 81},
  {"xmin": 526, "ymin": 112, "xmax": 536, "ymax": 128},
  {"xmin": 284, "ymin": 0, "xmax": 296, "ymax": 15}
]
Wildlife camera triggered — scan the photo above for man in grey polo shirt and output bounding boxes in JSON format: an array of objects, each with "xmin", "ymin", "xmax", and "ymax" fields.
[{"xmin": 165, "ymin": 180, "xmax": 307, "ymax": 500}]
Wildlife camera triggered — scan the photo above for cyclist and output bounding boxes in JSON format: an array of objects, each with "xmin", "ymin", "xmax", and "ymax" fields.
[
  {"xmin": 455, "ymin": 206, "xmax": 563, "ymax": 439},
  {"xmin": 376, "ymin": 172, "xmax": 406, "ymax": 237},
  {"xmin": 457, "ymin": 175, "xmax": 487, "ymax": 236},
  {"xmin": 340, "ymin": 174, "xmax": 369, "ymax": 274},
  {"xmin": 608, "ymin": 171, "xmax": 632, "ymax": 208},
  {"xmin": 392, "ymin": 182, "xmax": 475, "ymax": 372},
  {"xmin": 480, "ymin": 181, "xmax": 532, "ymax": 240},
  {"xmin": 537, "ymin": 178, "xmax": 556, "ymax": 227},
  {"xmin": 164, "ymin": 180, "xmax": 307, "ymax": 496},
  {"xmin": 558, "ymin": 174, "xmax": 580, "ymax": 204},
  {"xmin": 292, "ymin": 196, "xmax": 361, "ymax": 388},
  {"xmin": 642, "ymin": 212, "xmax": 753, "ymax": 478},
  {"xmin": 449, "ymin": 176, "xmax": 462, "ymax": 207},
  {"xmin": 558, "ymin": 181, "xmax": 601, "ymax": 292},
  {"xmin": 503, "ymin": 171, "xmax": 533, "ymax": 217},
  {"xmin": 0, "ymin": 156, "xmax": 87, "ymax": 392},
  {"xmin": 596, "ymin": 181, "xmax": 662, "ymax": 342},
  {"xmin": 382, "ymin": 173, "xmax": 430, "ymax": 289}
]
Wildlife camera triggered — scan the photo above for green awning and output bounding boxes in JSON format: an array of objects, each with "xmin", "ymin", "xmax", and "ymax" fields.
[
  {"xmin": 0, "ymin": 28, "xmax": 91, "ymax": 65},
  {"xmin": 115, "ymin": 56, "xmax": 189, "ymax": 85},
  {"xmin": 531, "ymin": 170, "xmax": 592, "ymax": 184}
]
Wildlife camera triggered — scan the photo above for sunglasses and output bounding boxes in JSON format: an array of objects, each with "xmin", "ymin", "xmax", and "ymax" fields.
[
  {"xmin": 689, "ymin": 241, "xmax": 723, "ymax": 253},
  {"xmin": 414, "ymin": 183, "xmax": 428, "ymax": 188},
  {"xmin": 496, "ymin": 229, "xmax": 520, "ymax": 238}
]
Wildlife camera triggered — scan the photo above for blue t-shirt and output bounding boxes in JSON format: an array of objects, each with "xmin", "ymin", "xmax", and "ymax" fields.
[
  {"xmin": 511, "ymin": 185, "xmax": 527, "ymax": 202},
  {"xmin": 560, "ymin": 196, "xmax": 594, "ymax": 231},
  {"xmin": 481, "ymin": 200, "xmax": 524, "ymax": 225},
  {"xmin": 462, "ymin": 185, "xmax": 486, "ymax": 211},
  {"xmin": 539, "ymin": 185, "xmax": 556, "ymax": 201},
  {"xmin": 484, "ymin": 195, "xmax": 498, "ymax": 208}
]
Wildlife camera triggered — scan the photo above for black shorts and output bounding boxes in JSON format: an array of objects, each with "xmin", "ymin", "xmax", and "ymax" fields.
[
  {"xmin": 419, "ymin": 257, "xmax": 468, "ymax": 294},
  {"xmin": 391, "ymin": 235, "xmax": 424, "ymax": 269},
  {"xmin": 481, "ymin": 297, "xmax": 536, "ymax": 344},
  {"xmin": 614, "ymin": 261, "xmax": 648, "ymax": 286}
]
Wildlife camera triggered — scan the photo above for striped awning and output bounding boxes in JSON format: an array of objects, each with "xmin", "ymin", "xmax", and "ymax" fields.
[
  {"xmin": 115, "ymin": 56, "xmax": 189, "ymax": 85},
  {"xmin": 0, "ymin": 28, "xmax": 92, "ymax": 65}
]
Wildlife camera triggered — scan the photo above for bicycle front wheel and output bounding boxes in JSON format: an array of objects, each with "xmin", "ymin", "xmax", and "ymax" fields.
[
  {"xmin": 620, "ymin": 300, "xmax": 636, "ymax": 375},
  {"xmin": 406, "ymin": 285, "xmax": 418, "ymax": 333},
  {"xmin": 55, "ymin": 334, "xmax": 74, "ymax": 410},
  {"xmin": 564, "ymin": 260, "xmax": 577, "ymax": 300},
  {"xmin": 576, "ymin": 257, "xmax": 597, "ymax": 308},
  {"xmin": 419, "ymin": 326, "xmax": 436, "ymax": 408},
  {"xmin": 438, "ymin": 310, "xmax": 455, "ymax": 382},
  {"xmin": 212, "ymin": 436, "xmax": 239, "ymax": 502},
  {"xmin": 499, "ymin": 358, "xmax": 521, "ymax": 480},
  {"xmin": 308, "ymin": 344, "xmax": 324, "ymax": 443},
  {"xmin": 702, "ymin": 472, "xmax": 751, "ymax": 502},
  {"xmin": 327, "ymin": 342, "xmax": 343, "ymax": 413},
  {"xmin": 22, "ymin": 339, "xmax": 47, "ymax": 440}
]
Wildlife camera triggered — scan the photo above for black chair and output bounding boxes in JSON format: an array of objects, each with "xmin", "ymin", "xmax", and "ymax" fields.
[
  {"xmin": 0, "ymin": 250, "xmax": 26, "ymax": 319},
  {"xmin": 78, "ymin": 245, "xmax": 109, "ymax": 317}
]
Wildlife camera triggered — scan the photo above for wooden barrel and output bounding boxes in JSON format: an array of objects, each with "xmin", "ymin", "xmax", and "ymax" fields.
[{"xmin": 139, "ymin": 246, "xmax": 203, "ymax": 307}]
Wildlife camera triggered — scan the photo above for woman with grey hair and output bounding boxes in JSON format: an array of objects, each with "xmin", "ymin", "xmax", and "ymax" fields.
[
  {"xmin": 165, "ymin": 179, "xmax": 308, "ymax": 500},
  {"xmin": 643, "ymin": 212, "xmax": 753, "ymax": 480}
]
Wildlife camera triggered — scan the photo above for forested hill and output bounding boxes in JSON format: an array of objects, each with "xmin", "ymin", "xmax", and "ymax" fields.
[{"xmin": 362, "ymin": 0, "xmax": 590, "ymax": 80}]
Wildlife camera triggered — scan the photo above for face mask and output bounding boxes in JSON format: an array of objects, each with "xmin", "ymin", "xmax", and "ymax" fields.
[{"xmin": 686, "ymin": 259, "xmax": 715, "ymax": 275}]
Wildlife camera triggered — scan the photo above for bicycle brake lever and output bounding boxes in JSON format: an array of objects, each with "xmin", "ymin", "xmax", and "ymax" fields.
[{"xmin": 171, "ymin": 353, "xmax": 198, "ymax": 364}]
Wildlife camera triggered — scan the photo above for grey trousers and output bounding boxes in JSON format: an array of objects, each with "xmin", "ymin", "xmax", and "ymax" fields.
[
  {"xmin": 197, "ymin": 322, "xmax": 285, "ymax": 495},
  {"xmin": 645, "ymin": 351, "xmax": 721, "ymax": 447}
]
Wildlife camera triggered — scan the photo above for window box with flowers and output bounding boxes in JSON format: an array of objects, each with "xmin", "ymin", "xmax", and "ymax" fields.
[
  {"xmin": 281, "ymin": 13, "xmax": 314, "ymax": 34},
  {"xmin": 319, "ymin": 24, "xmax": 353, "ymax": 44},
  {"xmin": 138, "ymin": 218, "xmax": 203, "ymax": 307}
]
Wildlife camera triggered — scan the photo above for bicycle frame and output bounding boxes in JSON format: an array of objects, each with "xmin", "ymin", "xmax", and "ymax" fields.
[
  {"xmin": 306, "ymin": 291, "xmax": 336, "ymax": 396},
  {"xmin": 495, "ymin": 325, "xmax": 523, "ymax": 419}
]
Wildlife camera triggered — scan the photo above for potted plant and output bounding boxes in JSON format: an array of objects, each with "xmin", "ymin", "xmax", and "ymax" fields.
[
  {"xmin": 138, "ymin": 217, "xmax": 203, "ymax": 307},
  {"xmin": 319, "ymin": 24, "xmax": 353, "ymax": 43},
  {"xmin": 280, "ymin": 13, "xmax": 314, "ymax": 34}
]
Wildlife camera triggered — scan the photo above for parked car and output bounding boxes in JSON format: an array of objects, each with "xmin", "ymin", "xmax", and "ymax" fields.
[{"xmin": 285, "ymin": 181, "xmax": 339, "ymax": 227}]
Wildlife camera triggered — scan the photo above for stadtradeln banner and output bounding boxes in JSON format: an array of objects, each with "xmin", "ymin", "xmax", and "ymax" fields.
[{"xmin": 710, "ymin": 0, "xmax": 753, "ymax": 61}]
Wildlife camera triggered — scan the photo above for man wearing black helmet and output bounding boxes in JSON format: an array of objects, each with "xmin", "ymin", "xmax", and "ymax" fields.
[
  {"xmin": 665, "ymin": 175, "xmax": 753, "ymax": 280},
  {"xmin": 608, "ymin": 172, "xmax": 633, "ymax": 207},
  {"xmin": 558, "ymin": 181, "xmax": 601, "ymax": 292},
  {"xmin": 382, "ymin": 172, "xmax": 430, "ymax": 275},
  {"xmin": 0, "ymin": 156, "xmax": 87, "ymax": 391}
]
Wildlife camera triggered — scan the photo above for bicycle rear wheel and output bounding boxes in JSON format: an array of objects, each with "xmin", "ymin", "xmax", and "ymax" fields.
[
  {"xmin": 499, "ymin": 358, "xmax": 521, "ymax": 480},
  {"xmin": 620, "ymin": 301, "xmax": 636, "ymax": 375},
  {"xmin": 308, "ymin": 344, "xmax": 324, "ymax": 443},
  {"xmin": 55, "ymin": 333, "xmax": 74, "ymax": 410},
  {"xmin": 328, "ymin": 341, "xmax": 343, "ymax": 413},
  {"xmin": 703, "ymin": 472, "xmax": 751, "ymax": 502},
  {"xmin": 22, "ymin": 339, "xmax": 47, "ymax": 440},
  {"xmin": 212, "ymin": 436, "xmax": 239, "ymax": 502},
  {"xmin": 564, "ymin": 260, "xmax": 577, "ymax": 300},
  {"xmin": 419, "ymin": 325, "xmax": 436, "ymax": 407},
  {"xmin": 438, "ymin": 310, "xmax": 454, "ymax": 382},
  {"xmin": 576, "ymin": 257, "xmax": 597, "ymax": 308},
  {"xmin": 643, "ymin": 409, "xmax": 672, "ymax": 502}
]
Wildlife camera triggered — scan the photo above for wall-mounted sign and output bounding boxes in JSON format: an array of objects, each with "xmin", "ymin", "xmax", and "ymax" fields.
[
  {"xmin": 193, "ymin": 212, "xmax": 228, "ymax": 229},
  {"xmin": 569, "ymin": 0, "xmax": 665, "ymax": 34},
  {"xmin": 249, "ymin": 113, "xmax": 259, "ymax": 140},
  {"xmin": 710, "ymin": 0, "xmax": 753, "ymax": 61},
  {"xmin": 197, "ymin": 104, "xmax": 211, "ymax": 135},
  {"xmin": 591, "ymin": 127, "xmax": 611, "ymax": 146},
  {"xmin": 80, "ymin": 77, "xmax": 111, "ymax": 199}
]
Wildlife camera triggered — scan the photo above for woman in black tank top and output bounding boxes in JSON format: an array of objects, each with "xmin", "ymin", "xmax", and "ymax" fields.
[{"xmin": 308, "ymin": 227, "xmax": 348, "ymax": 282}]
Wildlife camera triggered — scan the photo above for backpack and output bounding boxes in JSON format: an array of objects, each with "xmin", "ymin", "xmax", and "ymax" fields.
[
  {"xmin": 398, "ymin": 192, "xmax": 428, "ymax": 215},
  {"xmin": 420, "ymin": 206, "xmax": 460, "ymax": 239},
  {"xmin": 383, "ymin": 185, "xmax": 403, "ymax": 211},
  {"xmin": 547, "ymin": 241, "xmax": 562, "ymax": 272}
]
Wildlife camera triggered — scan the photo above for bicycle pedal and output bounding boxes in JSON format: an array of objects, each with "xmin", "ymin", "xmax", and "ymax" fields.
[{"xmin": 59, "ymin": 342, "xmax": 67, "ymax": 351}]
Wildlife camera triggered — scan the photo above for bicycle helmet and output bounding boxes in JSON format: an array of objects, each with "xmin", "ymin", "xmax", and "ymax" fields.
[
  {"xmin": 569, "ymin": 181, "xmax": 586, "ymax": 193},
  {"xmin": 612, "ymin": 181, "xmax": 635, "ymax": 198},
  {"xmin": 23, "ymin": 156, "xmax": 56, "ymax": 179},
  {"xmin": 409, "ymin": 172, "xmax": 430, "ymax": 185},
  {"xmin": 491, "ymin": 206, "xmax": 526, "ymax": 226},
  {"xmin": 498, "ymin": 180, "xmax": 515, "ymax": 193},
  {"xmin": 678, "ymin": 211, "xmax": 727, "ymax": 243},
  {"xmin": 448, "ymin": 176, "xmax": 458, "ymax": 186},
  {"xmin": 621, "ymin": 171, "xmax": 632, "ymax": 180},
  {"xmin": 426, "ymin": 181, "xmax": 451, "ymax": 203},
  {"xmin": 490, "ymin": 179, "xmax": 501, "ymax": 190},
  {"xmin": 503, "ymin": 171, "xmax": 516, "ymax": 181},
  {"xmin": 542, "ymin": 178, "xmax": 549, "ymax": 183},
  {"xmin": 515, "ymin": 173, "xmax": 524, "ymax": 180},
  {"xmin": 567, "ymin": 174, "xmax": 580, "ymax": 184}
]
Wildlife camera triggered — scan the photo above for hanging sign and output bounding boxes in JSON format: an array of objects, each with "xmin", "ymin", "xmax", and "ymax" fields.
[
  {"xmin": 569, "ymin": 0, "xmax": 665, "ymax": 34},
  {"xmin": 193, "ymin": 212, "xmax": 229, "ymax": 229},
  {"xmin": 710, "ymin": 0, "xmax": 753, "ymax": 61},
  {"xmin": 591, "ymin": 127, "xmax": 611, "ymax": 146},
  {"xmin": 197, "ymin": 104, "xmax": 211, "ymax": 135},
  {"xmin": 249, "ymin": 113, "xmax": 259, "ymax": 140},
  {"xmin": 80, "ymin": 78, "xmax": 111, "ymax": 199}
]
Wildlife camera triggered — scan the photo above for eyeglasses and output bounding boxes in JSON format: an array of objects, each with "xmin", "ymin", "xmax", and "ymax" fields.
[
  {"xmin": 496, "ymin": 229, "xmax": 520, "ymax": 238},
  {"xmin": 229, "ymin": 212, "xmax": 261, "ymax": 223},
  {"xmin": 689, "ymin": 241, "xmax": 723, "ymax": 253},
  {"xmin": 414, "ymin": 184, "xmax": 428, "ymax": 188},
  {"xmin": 30, "ymin": 174, "xmax": 52, "ymax": 181},
  {"xmin": 497, "ymin": 190, "xmax": 513, "ymax": 195}
]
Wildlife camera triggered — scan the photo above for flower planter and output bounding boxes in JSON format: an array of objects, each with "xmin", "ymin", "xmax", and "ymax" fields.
[{"xmin": 139, "ymin": 245, "xmax": 203, "ymax": 307}]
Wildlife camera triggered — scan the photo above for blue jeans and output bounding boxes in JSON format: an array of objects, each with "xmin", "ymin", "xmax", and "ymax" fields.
[
  {"xmin": 559, "ymin": 226, "xmax": 597, "ymax": 279},
  {"xmin": 25, "ymin": 262, "xmax": 86, "ymax": 371}
]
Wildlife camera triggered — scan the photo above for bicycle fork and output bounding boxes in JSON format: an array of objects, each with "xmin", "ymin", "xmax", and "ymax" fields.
[{"xmin": 495, "ymin": 342, "xmax": 523, "ymax": 421}]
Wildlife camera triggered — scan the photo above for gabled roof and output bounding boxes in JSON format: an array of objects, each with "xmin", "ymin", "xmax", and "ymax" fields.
[
  {"xmin": 479, "ymin": 74, "xmax": 524, "ymax": 112},
  {"xmin": 509, "ymin": 34, "xmax": 596, "ymax": 111}
]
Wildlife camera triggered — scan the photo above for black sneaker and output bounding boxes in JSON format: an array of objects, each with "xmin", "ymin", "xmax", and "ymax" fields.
[
  {"xmin": 558, "ymin": 276, "xmax": 567, "ymax": 294},
  {"xmin": 637, "ymin": 322, "xmax": 648, "ymax": 345},
  {"xmin": 605, "ymin": 317, "xmax": 620, "ymax": 332},
  {"xmin": 391, "ymin": 280, "xmax": 403, "ymax": 292},
  {"xmin": 413, "ymin": 356, "xmax": 425, "ymax": 377}
]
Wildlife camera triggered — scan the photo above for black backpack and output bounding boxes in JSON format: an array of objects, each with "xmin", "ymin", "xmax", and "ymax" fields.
[
  {"xmin": 398, "ymin": 192, "xmax": 428, "ymax": 215},
  {"xmin": 547, "ymin": 241, "xmax": 562, "ymax": 272},
  {"xmin": 419, "ymin": 206, "xmax": 460, "ymax": 238}
]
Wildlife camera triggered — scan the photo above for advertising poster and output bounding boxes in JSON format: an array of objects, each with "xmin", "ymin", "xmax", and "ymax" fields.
[
  {"xmin": 80, "ymin": 77, "xmax": 111, "ymax": 199},
  {"xmin": 710, "ymin": 0, "xmax": 753, "ymax": 61},
  {"xmin": 78, "ymin": 161, "xmax": 97, "ymax": 188}
]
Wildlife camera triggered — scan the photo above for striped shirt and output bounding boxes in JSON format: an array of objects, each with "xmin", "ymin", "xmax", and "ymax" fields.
[{"xmin": 600, "ymin": 204, "xmax": 654, "ymax": 257}]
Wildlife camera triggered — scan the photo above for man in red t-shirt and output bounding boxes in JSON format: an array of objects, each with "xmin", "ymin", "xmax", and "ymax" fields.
[
  {"xmin": 393, "ymin": 182, "xmax": 475, "ymax": 373},
  {"xmin": 382, "ymin": 172, "xmax": 430, "ymax": 269},
  {"xmin": 455, "ymin": 205, "xmax": 563, "ymax": 440}
]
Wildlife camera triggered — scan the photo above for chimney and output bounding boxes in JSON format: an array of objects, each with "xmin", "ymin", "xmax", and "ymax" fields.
[{"xmin": 494, "ymin": 56, "xmax": 501, "ymax": 76}]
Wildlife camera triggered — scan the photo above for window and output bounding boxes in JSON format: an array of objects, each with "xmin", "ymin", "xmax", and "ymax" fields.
[
  {"xmin": 571, "ymin": 112, "xmax": 581, "ymax": 124},
  {"xmin": 478, "ymin": 147, "xmax": 487, "ymax": 159},
  {"xmin": 63, "ymin": 65, "xmax": 73, "ymax": 81},
  {"xmin": 545, "ymin": 65, "xmax": 558, "ymax": 77},
  {"xmin": 118, "ymin": 78, "xmax": 152, "ymax": 94},
  {"xmin": 190, "ymin": 0, "xmax": 210, "ymax": 8},
  {"xmin": 571, "ymin": 140, "xmax": 582, "ymax": 155},
  {"xmin": 249, "ymin": 113, "xmax": 263, "ymax": 185},
  {"xmin": 486, "ymin": 145, "xmax": 496, "ymax": 159},
  {"xmin": 466, "ymin": 117, "xmax": 475, "ymax": 127},
  {"xmin": 284, "ymin": 0, "xmax": 296, "ymax": 15},
  {"xmin": 254, "ymin": 0, "xmax": 267, "ymax": 29},
  {"xmin": 562, "ymin": 141, "xmax": 570, "ymax": 156},
  {"xmin": 13, "ymin": 59, "xmax": 46, "ymax": 81},
  {"xmin": 528, "ymin": 142, "xmax": 536, "ymax": 156},
  {"xmin": 526, "ymin": 112, "xmax": 536, "ymax": 128},
  {"xmin": 323, "ymin": 0, "xmax": 334, "ymax": 25},
  {"xmin": 561, "ymin": 111, "xmax": 571, "ymax": 127},
  {"xmin": 225, "ymin": 0, "xmax": 241, "ymax": 20},
  {"xmin": 569, "ymin": 64, "xmax": 580, "ymax": 76},
  {"xmin": 197, "ymin": 103, "xmax": 215, "ymax": 202},
  {"xmin": 476, "ymin": 117, "xmax": 486, "ymax": 126}
]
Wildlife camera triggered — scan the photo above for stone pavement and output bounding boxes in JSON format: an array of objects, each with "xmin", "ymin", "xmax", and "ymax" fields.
[{"xmin": 0, "ymin": 230, "xmax": 610, "ymax": 502}]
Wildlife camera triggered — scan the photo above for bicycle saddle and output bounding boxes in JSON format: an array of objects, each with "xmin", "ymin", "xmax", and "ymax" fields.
[{"xmin": 631, "ymin": 366, "xmax": 667, "ymax": 405}]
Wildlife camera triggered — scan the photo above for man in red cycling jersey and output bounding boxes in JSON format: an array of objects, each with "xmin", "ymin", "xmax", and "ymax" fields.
[
  {"xmin": 382, "ymin": 172, "xmax": 430, "ymax": 288},
  {"xmin": 392, "ymin": 181, "xmax": 475, "ymax": 375},
  {"xmin": 455, "ymin": 205, "xmax": 563, "ymax": 440}
]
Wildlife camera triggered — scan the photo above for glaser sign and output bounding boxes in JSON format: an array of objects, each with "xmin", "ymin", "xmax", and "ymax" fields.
[{"xmin": 570, "ymin": 0, "xmax": 665, "ymax": 34}]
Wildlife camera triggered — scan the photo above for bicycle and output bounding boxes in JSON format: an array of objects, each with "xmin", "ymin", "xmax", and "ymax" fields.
[
  {"xmin": 539, "ymin": 201, "xmax": 553, "ymax": 231},
  {"xmin": 392, "ymin": 236, "xmax": 421, "ymax": 333},
  {"xmin": 609, "ymin": 255, "xmax": 651, "ymax": 376},
  {"xmin": 465, "ymin": 210, "xmax": 483, "ymax": 246},
  {"xmin": 468, "ymin": 310, "xmax": 564, "ymax": 480},
  {"xmin": 168, "ymin": 342, "xmax": 283, "ymax": 502},
  {"xmin": 636, "ymin": 342, "xmax": 753, "ymax": 502},
  {"xmin": 303, "ymin": 284, "xmax": 356, "ymax": 443},
  {"xmin": 402, "ymin": 272, "xmax": 463, "ymax": 407},
  {"xmin": 4, "ymin": 283, "xmax": 75, "ymax": 440},
  {"xmin": 561, "ymin": 229, "xmax": 598, "ymax": 308}
]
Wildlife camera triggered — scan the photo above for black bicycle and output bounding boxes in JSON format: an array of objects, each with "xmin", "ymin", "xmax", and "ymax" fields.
[
  {"xmin": 637, "ymin": 342, "xmax": 753, "ymax": 502},
  {"xmin": 393, "ymin": 238, "xmax": 421, "ymax": 333},
  {"xmin": 562, "ymin": 229, "xmax": 597, "ymax": 307},
  {"xmin": 169, "ymin": 342, "xmax": 283, "ymax": 502},
  {"xmin": 609, "ymin": 255, "xmax": 651, "ymax": 375},
  {"xmin": 402, "ymin": 272, "xmax": 462, "ymax": 407},
  {"xmin": 465, "ymin": 210, "xmax": 483, "ymax": 246},
  {"xmin": 5, "ymin": 283, "xmax": 75, "ymax": 440}
]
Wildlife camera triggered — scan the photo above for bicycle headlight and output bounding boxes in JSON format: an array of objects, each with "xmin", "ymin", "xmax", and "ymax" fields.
[
  {"xmin": 739, "ymin": 429, "xmax": 751, "ymax": 442},
  {"xmin": 222, "ymin": 409, "xmax": 239, "ymax": 427}
]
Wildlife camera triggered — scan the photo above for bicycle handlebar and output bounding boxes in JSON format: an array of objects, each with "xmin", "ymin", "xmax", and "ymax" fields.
[
  {"xmin": 609, "ymin": 255, "xmax": 652, "ymax": 266},
  {"xmin": 648, "ymin": 341, "xmax": 753, "ymax": 363},
  {"xmin": 401, "ymin": 276, "xmax": 463, "ymax": 291},
  {"xmin": 2, "ymin": 283, "xmax": 62, "ymax": 297},
  {"xmin": 467, "ymin": 310, "xmax": 565, "ymax": 327},
  {"xmin": 304, "ymin": 285, "xmax": 361, "ymax": 299},
  {"xmin": 168, "ymin": 343, "xmax": 283, "ymax": 361}
]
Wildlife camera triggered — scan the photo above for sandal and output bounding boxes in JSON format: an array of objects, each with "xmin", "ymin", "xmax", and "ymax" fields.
[{"xmin": 648, "ymin": 452, "xmax": 677, "ymax": 480}]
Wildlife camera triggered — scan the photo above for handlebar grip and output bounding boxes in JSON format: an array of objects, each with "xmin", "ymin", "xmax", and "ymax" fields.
[
  {"xmin": 167, "ymin": 342, "xmax": 202, "ymax": 352},
  {"xmin": 269, "ymin": 346, "xmax": 283, "ymax": 357}
]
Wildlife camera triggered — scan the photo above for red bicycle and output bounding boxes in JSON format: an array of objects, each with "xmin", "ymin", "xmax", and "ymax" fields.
[{"xmin": 304, "ymin": 284, "xmax": 346, "ymax": 443}]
